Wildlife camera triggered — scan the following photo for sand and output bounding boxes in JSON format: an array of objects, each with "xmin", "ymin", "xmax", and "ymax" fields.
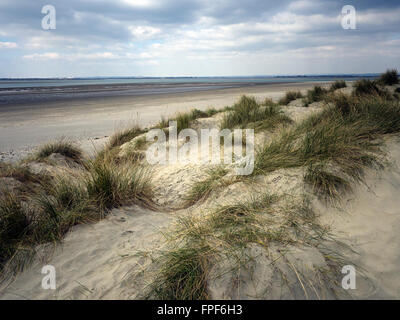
[
  {"xmin": 0, "ymin": 99, "xmax": 328, "ymax": 299},
  {"xmin": 317, "ymin": 135, "xmax": 400, "ymax": 299},
  {"xmin": 3, "ymin": 82, "xmax": 400, "ymax": 300},
  {"xmin": 0, "ymin": 206, "xmax": 173, "ymax": 299}
]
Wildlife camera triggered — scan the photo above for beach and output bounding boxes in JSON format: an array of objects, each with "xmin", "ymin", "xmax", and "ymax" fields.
[
  {"xmin": 1, "ymin": 0, "xmax": 400, "ymax": 305},
  {"xmin": 1, "ymin": 76, "xmax": 400, "ymax": 300},
  {"xmin": 0, "ymin": 81, "xmax": 331, "ymax": 161}
]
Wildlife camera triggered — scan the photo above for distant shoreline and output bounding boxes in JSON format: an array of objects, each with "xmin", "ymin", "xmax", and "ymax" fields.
[
  {"xmin": 0, "ymin": 73, "xmax": 379, "ymax": 81},
  {"xmin": 0, "ymin": 74, "xmax": 376, "ymax": 89}
]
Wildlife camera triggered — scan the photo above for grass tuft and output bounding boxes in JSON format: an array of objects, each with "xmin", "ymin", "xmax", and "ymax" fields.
[
  {"xmin": 0, "ymin": 193, "xmax": 31, "ymax": 268},
  {"xmin": 108, "ymin": 126, "xmax": 144, "ymax": 149},
  {"xmin": 185, "ymin": 166, "xmax": 229, "ymax": 206},
  {"xmin": 220, "ymin": 96, "xmax": 259, "ymax": 129},
  {"xmin": 204, "ymin": 107, "xmax": 219, "ymax": 117},
  {"xmin": 220, "ymin": 95, "xmax": 292, "ymax": 130},
  {"xmin": 85, "ymin": 160, "xmax": 151, "ymax": 210},
  {"xmin": 304, "ymin": 164, "xmax": 351, "ymax": 200},
  {"xmin": 256, "ymin": 93, "xmax": 400, "ymax": 198},
  {"xmin": 146, "ymin": 193, "xmax": 307, "ymax": 299},
  {"xmin": 378, "ymin": 69, "xmax": 399, "ymax": 86},
  {"xmin": 0, "ymin": 163, "xmax": 49, "ymax": 186},
  {"xmin": 148, "ymin": 243, "xmax": 211, "ymax": 300},
  {"xmin": 329, "ymin": 80, "xmax": 347, "ymax": 91},
  {"xmin": 0, "ymin": 148, "xmax": 153, "ymax": 273},
  {"xmin": 279, "ymin": 91, "xmax": 303, "ymax": 105},
  {"xmin": 156, "ymin": 108, "xmax": 220, "ymax": 133},
  {"xmin": 303, "ymin": 86, "xmax": 328, "ymax": 106},
  {"xmin": 157, "ymin": 116, "xmax": 169, "ymax": 129},
  {"xmin": 209, "ymin": 194, "xmax": 280, "ymax": 247},
  {"xmin": 147, "ymin": 194, "xmax": 277, "ymax": 299},
  {"xmin": 34, "ymin": 140, "xmax": 83, "ymax": 163},
  {"xmin": 174, "ymin": 112, "xmax": 193, "ymax": 133},
  {"xmin": 133, "ymin": 136, "xmax": 147, "ymax": 150},
  {"xmin": 353, "ymin": 79, "xmax": 380, "ymax": 96}
]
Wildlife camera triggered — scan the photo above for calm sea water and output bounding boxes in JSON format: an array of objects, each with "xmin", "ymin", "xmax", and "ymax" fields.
[
  {"xmin": 0, "ymin": 75, "xmax": 379, "ymax": 106},
  {"xmin": 0, "ymin": 75, "xmax": 378, "ymax": 89}
]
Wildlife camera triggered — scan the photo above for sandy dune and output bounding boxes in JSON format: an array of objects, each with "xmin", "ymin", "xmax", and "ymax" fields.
[
  {"xmin": 2, "ymin": 83, "xmax": 400, "ymax": 300},
  {"xmin": 0, "ymin": 206, "xmax": 173, "ymax": 299},
  {"xmin": 319, "ymin": 135, "xmax": 400, "ymax": 299}
]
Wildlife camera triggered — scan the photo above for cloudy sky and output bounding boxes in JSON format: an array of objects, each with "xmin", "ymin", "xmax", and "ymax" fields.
[{"xmin": 0, "ymin": 0, "xmax": 399, "ymax": 77}]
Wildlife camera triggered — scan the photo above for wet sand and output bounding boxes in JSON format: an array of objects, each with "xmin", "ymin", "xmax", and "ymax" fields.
[{"xmin": 0, "ymin": 81, "xmax": 255, "ymax": 106}]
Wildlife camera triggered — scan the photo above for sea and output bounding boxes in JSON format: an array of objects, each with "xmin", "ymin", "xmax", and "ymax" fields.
[
  {"xmin": 0, "ymin": 75, "xmax": 378, "ymax": 106},
  {"xmin": 0, "ymin": 74, "xmax": 378, "ymax": 89}
]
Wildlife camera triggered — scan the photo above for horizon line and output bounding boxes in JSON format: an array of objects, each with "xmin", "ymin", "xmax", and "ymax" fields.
[{"xmin": 0, "ymin": 73, "xmax": 381, "ymax": 80}]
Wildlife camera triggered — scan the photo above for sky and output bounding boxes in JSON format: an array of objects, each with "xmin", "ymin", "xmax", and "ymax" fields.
[{"xmin": 0, "ymin": 0, "xmax": 399, "ymax": 77}]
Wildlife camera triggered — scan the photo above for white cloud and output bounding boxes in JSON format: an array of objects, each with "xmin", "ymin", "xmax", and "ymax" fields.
[
  {"xmin": 23, "ymin": 52, "xmax": 119, "ymax": 61},
  {"xmin": 23, "ymin": 52, "xmax": 117, "ymax": 60},
  {"xmin": 0, "ymin": 41, "xmax": 17, "ymax": 49},
  {"xmin": 129, "ymin": 26, "xmax": 162, "ymax": 40},
  {"xmin": 288, "ymin": 0, "xmax": 315, "ymax": 11},
  {"xmin": 23, "ymin": 52, "xmax": 60, "ymax": 60},
  {"xmin": 120, "ymin": 0, "xmax": 157, "ymax": 8},
  {"xmin": 22, "ymin": 51, "xmax": 160, "ymax": 62},
  {"xmin": 358, "ymin": 7, "xmax": 400, "ymax": 26},
  {"xmin": 75, "ymin": 52, "xmax": 117, "ymax": 60}
]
